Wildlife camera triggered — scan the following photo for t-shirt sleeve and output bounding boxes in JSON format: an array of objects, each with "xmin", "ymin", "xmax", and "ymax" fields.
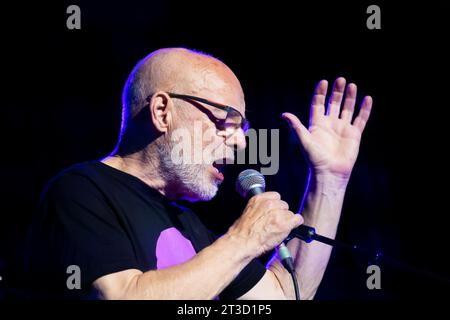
[
  {"xmin": 202, "ymin": 229, "xmax": 267, "ymax": 300},
  {"xmin": 29, "ymin": 172, "xmax": 141, "ymax": 294},
  {"xmin": 219, "ymin": 258, "xmax": 267, "ymax": 300}
]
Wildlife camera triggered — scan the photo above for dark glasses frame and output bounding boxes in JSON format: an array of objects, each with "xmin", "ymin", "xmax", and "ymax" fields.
[{"xmin": 146, "ymin": 92, "xmax": 249, "ymax": 133}]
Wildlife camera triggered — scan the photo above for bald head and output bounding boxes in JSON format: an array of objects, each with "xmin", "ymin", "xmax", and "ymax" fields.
[{"xmin": 121, "ymin": 48, "xmax": 244, "ymax": 125}]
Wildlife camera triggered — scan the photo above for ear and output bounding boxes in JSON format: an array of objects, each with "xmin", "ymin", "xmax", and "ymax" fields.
[{"xmin": 148, "ymin": 91, "xmax": 172, "ymax": 133}]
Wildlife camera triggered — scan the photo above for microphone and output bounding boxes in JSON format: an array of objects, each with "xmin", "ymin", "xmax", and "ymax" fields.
[
  {"xmin": 236, "ymin": 169, "xmax": 328, "ymax": 245},
  {"xmin": 236, "ymin": 169, "xmax": 296, "ymax": 273}
]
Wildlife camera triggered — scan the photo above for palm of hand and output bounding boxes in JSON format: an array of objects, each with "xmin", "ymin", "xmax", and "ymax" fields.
[{"xmin": 283, "ymin": 78, "xmax": 373, "ymax": 178}]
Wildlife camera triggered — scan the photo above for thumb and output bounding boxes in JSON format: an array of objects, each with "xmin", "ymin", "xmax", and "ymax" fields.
[{"xmin": 281, "ymin": 112, "xmax": 310, "ymax": 146}]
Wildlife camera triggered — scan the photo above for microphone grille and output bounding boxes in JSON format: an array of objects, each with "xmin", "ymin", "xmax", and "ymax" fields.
[{"xmin": 236, "ymin": 169, "xmax": 266, "ymax": 198}]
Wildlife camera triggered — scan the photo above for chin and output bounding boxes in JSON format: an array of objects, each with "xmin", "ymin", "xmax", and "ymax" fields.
[
  {"xmin": 184, "ymin": 175, "xmax": 220, "ymax": 202},
  {"xmin": 183, "ymin": 188, "xmax": 218, "ymax": 202}
]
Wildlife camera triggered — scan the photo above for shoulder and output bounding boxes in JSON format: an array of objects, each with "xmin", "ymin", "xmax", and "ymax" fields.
[
  {"xmin": 34, "ymin": 161, "xmax": 119, "ymax": 226},
  {"xmin": 39, "ymin": 161, "xmax": 105, "ymax": 204}
]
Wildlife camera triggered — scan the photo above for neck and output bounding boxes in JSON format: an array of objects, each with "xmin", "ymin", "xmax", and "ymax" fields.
[{"xmin": 102, "ymin": 144, "xmax": 175, "ymax": 199}]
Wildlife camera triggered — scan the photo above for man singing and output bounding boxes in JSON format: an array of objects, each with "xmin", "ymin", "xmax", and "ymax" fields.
[{"xmin": 24, "ymin": 48, "xmax": 372, "ymax": 299}]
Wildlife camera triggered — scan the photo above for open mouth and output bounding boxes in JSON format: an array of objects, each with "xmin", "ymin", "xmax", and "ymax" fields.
[
  {"xmin": 209, "ymin": 157, "xmax": 233, "ymax": 182},
  {"xmin": 212, "ymin": 161, "xmax": 225, "ymax": 173},
  {"xmin": 212, "ymin": 157, "xmax": 233, "ymax": 173}
]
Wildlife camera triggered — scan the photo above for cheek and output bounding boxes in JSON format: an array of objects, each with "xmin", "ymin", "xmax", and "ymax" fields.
[
  {"xmin": 199, "ymin": 138, "xmax": 222, "ymax": 164},
  {"xmin": 197, "ymin": 124, "xmax": 219, "ymax": 157},
  {"xmin": 181, "ymin": 122, "xmax": 216, "ymax": 164}
]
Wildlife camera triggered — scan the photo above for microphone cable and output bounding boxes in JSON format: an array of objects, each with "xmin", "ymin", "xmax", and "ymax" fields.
[{"xmin": 277, "ymin": 242, "xmax": 300, "ymax": 300}]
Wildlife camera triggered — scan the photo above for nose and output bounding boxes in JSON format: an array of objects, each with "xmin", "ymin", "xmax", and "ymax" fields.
[{"xmin": 225, "ymin": 128, "xmax": 247, "ymax": 151}]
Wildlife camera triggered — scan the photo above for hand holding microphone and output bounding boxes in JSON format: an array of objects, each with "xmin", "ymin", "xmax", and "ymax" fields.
[
  {"xmin": 232, "ymin": 169, "xmax": 304, "ymax": 299},
  {"xmin": 231, "ymin": 169, "xmax": 360, "ymax": 300},
  {"xmin": 227, "ymin": 171, "xmax": 303, "ymax": 258}
]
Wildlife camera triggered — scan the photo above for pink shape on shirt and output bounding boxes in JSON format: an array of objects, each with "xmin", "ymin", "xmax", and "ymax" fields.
[{"xmin": 155, "ymin": 227, "xmax": 196, "ymax": 269}]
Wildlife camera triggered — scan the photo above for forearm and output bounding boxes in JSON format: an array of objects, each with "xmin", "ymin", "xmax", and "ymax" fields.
[
  {"xmin": 107, "ymin": 233, "xmax": 254, "ymax": 299},
  {"xmin": 269, "ymin": 171, "xmax": 348, "ymax": 299},
  {"xmin": 292, "ymin": 172, "xmax": 348, "ymax": 298}
]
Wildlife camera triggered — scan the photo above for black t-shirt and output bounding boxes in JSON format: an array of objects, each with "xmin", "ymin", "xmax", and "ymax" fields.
[{"xmin": 23, "ymin": 161, "xmax": 266, "ymax": 299}]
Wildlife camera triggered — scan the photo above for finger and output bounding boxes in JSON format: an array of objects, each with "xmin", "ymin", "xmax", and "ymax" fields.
[
  {"xmin": 340, "ymin": 83, "xmax": 357, "ymax": 123},
  {"xmin": 255, "ymin": 191, "xmax": 281, "ymax": 201},
  {"xmin": 282, "ymin": 112, "xmax": 311, "ymax": 147},
  {"xmin": 291, "ymin": 213, "xmax": 304, "ymax": 228},
  {"xmin": 277, "ymin": 211, "xmax": 303, "ymax": 229},
  {"xmin": 264, "ymin": 199, "xmax": 289, "ymax": 211},
  {"xmin": 268, "ymin": 209, "xmax": 297, "ymax": 227},
  {"xmin": 249, "ymin": 192, "xmax": 281, "ymax": 208},
  {"xmin": 327, "ymin": 77, "xmax": 346, "ymax": 118},
  {"xmin": 278, "ymin": 200, "xmax": 289, "ymax": 211},
  {"xmin": 353, "ymin": 96, "xmax": 373, "ymax": 132},
  {"xmin": 310, "ymin": 80, "xmax": 328, "ymax": 126}
]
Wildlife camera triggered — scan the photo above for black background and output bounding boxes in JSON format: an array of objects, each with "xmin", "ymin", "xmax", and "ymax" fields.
[{"xmin": 1, "ymin": 0, "xmax": 449, "ymax": 300}]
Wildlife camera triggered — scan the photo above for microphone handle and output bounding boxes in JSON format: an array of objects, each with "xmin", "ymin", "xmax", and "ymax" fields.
[{"xmin": 245, "ymin": 188, "xmax": 295, "ymax": 272}]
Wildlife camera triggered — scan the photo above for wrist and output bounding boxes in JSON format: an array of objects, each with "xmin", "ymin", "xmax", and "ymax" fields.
[
  {"xmin": 300, "ymin": 170, "xmax": 348, "ymax": 227},
  {"xmin": 308, "ymin": 168, "xmax": 350, "ymax": 192},
  {"xmin": 219, "ymin": 230, "xmax": 256, "ymax": 265}
]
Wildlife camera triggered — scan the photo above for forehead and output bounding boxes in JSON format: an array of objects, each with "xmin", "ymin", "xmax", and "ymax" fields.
[{"xmin": 184, "ymin": 60, "xmax": 246, "ymax": 116}]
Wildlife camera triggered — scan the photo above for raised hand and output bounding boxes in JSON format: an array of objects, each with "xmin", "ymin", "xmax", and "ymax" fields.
[{"xmin": 282, "ymin": 77, "xmax": 373, "ymax": 179}]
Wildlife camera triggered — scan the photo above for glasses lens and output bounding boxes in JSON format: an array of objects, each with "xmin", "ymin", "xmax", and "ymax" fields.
[
  {"xmin": 241, "ymin": 119, "xmax": 250, "ymax": 132},
  {"xmin": 221, "ymin": 109, "xmax": 248, "ymax": 134}
]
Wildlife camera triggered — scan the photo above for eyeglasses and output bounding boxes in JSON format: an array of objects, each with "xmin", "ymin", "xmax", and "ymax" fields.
[{"xmin": 146, "ymin": 92, "xmax": 249, "ymax": 135}]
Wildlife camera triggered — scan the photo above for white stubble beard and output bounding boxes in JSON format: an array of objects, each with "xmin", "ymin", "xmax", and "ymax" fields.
[{"xmin": 156, "ymin": 135, "xmax": 220, "ymax": 202}]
